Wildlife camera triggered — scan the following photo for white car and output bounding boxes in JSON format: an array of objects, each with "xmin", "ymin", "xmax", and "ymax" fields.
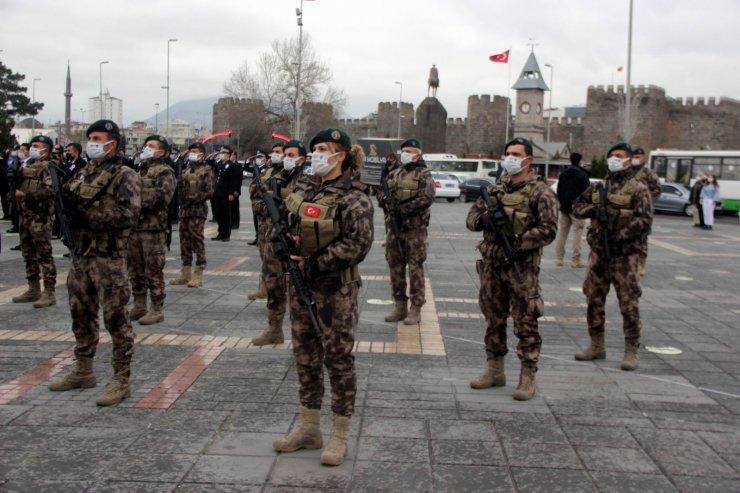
[{"xmin": 432, "ymin": 172, "xmax": 462, "ymax": 202}]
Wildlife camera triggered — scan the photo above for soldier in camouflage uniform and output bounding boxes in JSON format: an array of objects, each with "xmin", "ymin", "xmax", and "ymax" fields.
[
  {"xmin": 170, "ymin": 143, "xmax": 214, "ymax": 288},
  {"xmin": 273, "ymin": 129, "xmax": 374, "ymax": 467},
  {"xmin": 48, "ymin": 120, "xmax": 142, "ymax": 406},
  {"xmin": 573, "ymin": 142, "xmax": 653, "ymax": 371},
  {"xmin": 467, "ymin": 137, "xmax": 558, "ymax": 401},
  {"xmin": 128, "ymin": 135, "xmax": 176, "ymax": 325},
  {"xmin": 12, "ymin": 135, "xmax": 57, "ymax": 308},
  {"xmin": 630, "ymin": 147, "xmax": 662, "ymax": 276},
  {"xmin": 377, "ymin": 138, "xmax": 435, "ymax": 325}
]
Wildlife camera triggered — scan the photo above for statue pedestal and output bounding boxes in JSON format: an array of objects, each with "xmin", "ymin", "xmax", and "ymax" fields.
[{"xmin": 415, "ymin": 97, "xmax": 447, "ymax": 153}]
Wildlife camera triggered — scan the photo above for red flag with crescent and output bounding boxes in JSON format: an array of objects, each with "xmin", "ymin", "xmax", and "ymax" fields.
[{"xmin": 489, "ymin": 50, "xmax": 510, "ymax": 63}]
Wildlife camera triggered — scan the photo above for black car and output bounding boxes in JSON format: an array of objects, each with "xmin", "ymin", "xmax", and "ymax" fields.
[{"xmin": 460, "ymin": 177, "xmax": 497, "ymax": 202}]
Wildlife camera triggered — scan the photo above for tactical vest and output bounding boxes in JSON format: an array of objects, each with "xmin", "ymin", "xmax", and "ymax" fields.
[
  {"xmin": 19, "ymin": 160, "xmax": 48, "ymax": 193},
  {"xmin": 183, "ymin": 164, "xmax": 208, "ymax": 201},
  {"xmin": 284, "ymin": 188, "xmax": 359, "ymax": 284},
  {"xmin": 141, "ymin": 162, "xmax": 171, "ymax": 226},
  {"xmin": 388, "ymin": 166, "xmax": 426, "ymax": 203},
  {"xmin": 591, "ymin": 177, "xmax": 638, "ymax": 232}
]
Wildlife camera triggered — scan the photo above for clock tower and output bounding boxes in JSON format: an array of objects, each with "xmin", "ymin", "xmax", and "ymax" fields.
[{"xmin": 512, "ymin": 50, "xmax": 549, "ymax": 144}]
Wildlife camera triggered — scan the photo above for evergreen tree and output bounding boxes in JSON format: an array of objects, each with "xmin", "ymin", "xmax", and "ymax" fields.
[{"xmin": 0, "ymin": 61, "xmax": 43, "ymax": 150}]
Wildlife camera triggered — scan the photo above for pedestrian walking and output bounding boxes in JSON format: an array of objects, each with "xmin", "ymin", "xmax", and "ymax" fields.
[
  {"xmin": 690, "ymin": 173, "xmax": 707, "ymax": 228},
  {"xmin": 701, "ymin": 175, "xmax": 719, "ymax": 230}
]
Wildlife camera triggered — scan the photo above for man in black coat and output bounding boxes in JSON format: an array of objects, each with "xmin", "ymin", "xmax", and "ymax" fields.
[
  {"xmin": 229, "ymin": 150, "xmax": 243, "ymax": 229},
  {"xmin": 210, "ymin": 145, "xmax": 237, "ymax": 241},
  {"xmin": 555, "ymin": 152, "xmax": 591, "ymax": 268}
]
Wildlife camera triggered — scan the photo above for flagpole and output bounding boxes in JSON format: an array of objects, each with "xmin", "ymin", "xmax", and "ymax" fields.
[
  {"xmin": 504, "ymin": 47, "xmax": 512, "ymax": 143},
  {"xmin": 624, "ymin": 0, "xmax": 634, "ymax": 141}
]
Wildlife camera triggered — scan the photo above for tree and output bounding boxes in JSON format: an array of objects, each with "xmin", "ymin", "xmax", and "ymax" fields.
[
  {"xmin": 0, "ymin": 61, "xmax": 44, "ymax": 150},
  {"xmin": 223, "ymin": 34, "xmax": 346, "ymax": 141}
]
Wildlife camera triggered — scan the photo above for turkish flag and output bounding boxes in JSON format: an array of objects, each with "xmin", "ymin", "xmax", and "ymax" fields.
[
  {"xmin": 271, "ymin": 131, "xmax": 291, "ymax": 142},
  {"xmin": 489, "ymin": 50, "xmax": 510, "ymax": 63},
  {"xmin": 304, "ymin": 205, "xmax": 321, "ymax": 218}
]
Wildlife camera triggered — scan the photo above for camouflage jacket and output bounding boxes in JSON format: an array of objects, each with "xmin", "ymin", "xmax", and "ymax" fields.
[
  {"xmin": 249, "ymin": 164, "xmax": 284, "ymax": 219},
  {"xmin": 136, "ymin": 157, "xmax": 176, "ymax": 231},
  {"xmin": 633, "ymin": 165, "xmax": 662, "ymax": 203},
  {"xmin": 376, "ymin": 160, "xmax": 435, "ymax": 230},
  {"xmin": 18, "ymin": 158, "xmax": 54, "ymax": 219},
  {"xmin": 180, "ymin": 161, "xmax": 214, "ymax": 219},
  {"xmin": 573, "ymin": 167, "xmax": 653, "ymax": 257}
]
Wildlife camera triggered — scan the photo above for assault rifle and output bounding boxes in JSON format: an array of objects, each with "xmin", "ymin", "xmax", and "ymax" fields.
[
  {"xmin": 166, "ymin": 155, "xmax": 183, "ymax": 251},
  {"xmin": 380, "ymin": 176, "xmax": 403, "ymax": 251},
  {"xmin": 598, "ymin": 185, "xmax": 611, "ymax": 263},
  {"xmin": 480, "ymin": 186, "xmax": 523, "ymax": 281},
  {"xmin": 263, "ymin": 191, "xmax": 321, "ymax": 338},
  {"xmin": 49, "ymin": 163, "xmax": 77, "ymax": 260}
]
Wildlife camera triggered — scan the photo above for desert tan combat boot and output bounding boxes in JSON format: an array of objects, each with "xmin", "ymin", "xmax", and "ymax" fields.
[
  {"xmin": 252, "ymin": 320, "xmax": 285, "ymax": 346},
  {"xmin": 187, "ymin": 266, "xmax": 204, "ymax": 288},
  {"xmin": 320, "ymin": 414, "xmax": 352, "ymax": 466},
  {"xmin": 403, "ymin": 304, "xmax": 422, "ymax": 325},
  {"xmin": 247, "ymin": 277, "xmax": 268, "ymax": 300},
  {"xmin": 48, "ymin": 357, "xmax": 96, "ymax": 391},
  {"xmin": 138, "ymin": 303, "xmax": 164, "ymax": 325},
  {"xmin": 574, "ymin": 333, "xmax": 606, "ymax": 361},
  {"xmin": 273, "ymin": 406, "xmax": 323, "ymax": 452},
  {"xmin": 470, "ymin": 356, "xmax": 506, "ymax": 389},
  {"xmin": 33, "ymin": 287, "xmax": 56, "ymax": 309},
  {"xmin": 129, "ymin": 293, "xmax": 148, "ymax": 320},
  {"xmin": 513, "ymin": 364, "xmax": 537, "ymax": 401},
  {"xmin": 96, "ymin": 367, "xmax": 131, "ymax": 406},
  {"xmin": 12, "ymin": 279, "xmax": 41, "ymax": 303},
  {"xmin": 384, "ymin": 300, "xmax": 408, "ymax": 322},
  {"xmin": 170, "ymin": 266, "xmax": 191, "ymax": 285},
  {"xmin": 621, "ymin": 341, "xmax": 640, "ymax": 371}
]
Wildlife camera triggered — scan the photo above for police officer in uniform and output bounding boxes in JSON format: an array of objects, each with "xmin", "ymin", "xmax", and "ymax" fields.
[
  {"xmin": 211, "ymin": 145, "xmax": 237, "ymax": 241},
  {"xmin": 128, "ymin": 135, "xmax": 176, "ymax": 325},
  {"xmin": 272, "ymin": 129, "xmax": 373, "ymax": 466},
  {"xmin": 630, "ymin": 147, "xmax": 661, "ymax": 276},
  {"xmin": 467, "ymin": 137, "xmax": 558, "ymax": 401},
  {"xmin": 12, "ymin": 135, "xmax": 57, "ymax": 308},
  {"xmin": 229, "ymin": 149, "xmax": 243, "ymax": 229},
  {"xmin": 49, "ymin": 120, "xmax": 143, "ymax": 406},
  {"xmin": 378, "ymin": 138, "xmax": 435, "ymax": 325},
  {"xmin": 170, "ymin": 143, "xmax": 215, "ymax": 288},
  {"xmin": 573, "ymin": 143, "xmax": 653, "ymax": 371}
]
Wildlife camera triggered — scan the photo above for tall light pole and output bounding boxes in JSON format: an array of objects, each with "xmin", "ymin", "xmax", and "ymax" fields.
[
  {"xmin": 166, "ymin": 38, "xmax": 178, "ymax": 142},
  {"xmin": 544, "ymin": 63, "xmax": 554, "ymax": 179},
  {"xmin": 79, "ymin": 108, "xmax": 85, "ymax": 123},
  {"xmin": 154, "ymin": 103, "xmax": 160, "ymax": 131},
  {"xmin": 294, "ymin": 0, "xmax": 315, "ymax": 139},
  {"xmin": 394, "ymin": 81, "xmax": 403, "ymax": 139},
  {"xmin": 31, "ymin": 78, "xmax": 40, "ymax": 134},
  {"xmin": 99, "ymin": 61, "xmax": 109, "ymax": 120},
  {"xmin": 624, "ymin": 0, "xmax": 634, "ymax": 142}
]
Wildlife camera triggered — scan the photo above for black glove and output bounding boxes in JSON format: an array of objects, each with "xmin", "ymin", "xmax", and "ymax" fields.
[
  {"xmin": 68, "ymin": 210, "xmax": 87, "ymax": 228},
  {"xmin": 480, "ymin": 213, "xmax": 494, "ymax": 230}
]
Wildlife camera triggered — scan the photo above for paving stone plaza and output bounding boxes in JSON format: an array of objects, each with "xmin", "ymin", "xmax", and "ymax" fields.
[{"xmin": 1, "ymin": 194, "xmax": 739, "ymax": 492}]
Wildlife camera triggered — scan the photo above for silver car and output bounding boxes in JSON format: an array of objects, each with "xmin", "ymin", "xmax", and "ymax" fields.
[{"xmin": 655, "ymin": 182, "xmax": 722, "ymax": 216}]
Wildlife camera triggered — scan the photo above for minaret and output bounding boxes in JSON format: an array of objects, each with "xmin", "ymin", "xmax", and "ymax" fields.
[
  {"xmin": 512, "ymin": 50, "xmax": 549, "ymax": 144},
  {"xmin": 64, "ymin": 62, "xmax": 72, "ymax": 141}
]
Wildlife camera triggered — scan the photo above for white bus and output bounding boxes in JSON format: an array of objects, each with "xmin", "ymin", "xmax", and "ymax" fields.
[
  {"xmin": 648, "ymin": 150, "xmax": 740, "ymax": 213},
  {"xmin": 422, "ymin": 154, "xmax": 501, "ymax": 181}
]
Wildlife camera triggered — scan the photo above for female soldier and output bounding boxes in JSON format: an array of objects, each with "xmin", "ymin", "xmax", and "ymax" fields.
[{"xmin": 272, "ymin": 129, "xmax": 374, "ymax": 466}]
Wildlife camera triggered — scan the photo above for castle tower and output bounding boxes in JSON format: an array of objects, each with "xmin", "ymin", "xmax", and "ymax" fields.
[
  {"xmin": 512, "ymin": 51, "xmax": 549, "ymax": 143},
  {"xmin": 64, "ymin": 62, "xmax": 72, "ymax": 141}
]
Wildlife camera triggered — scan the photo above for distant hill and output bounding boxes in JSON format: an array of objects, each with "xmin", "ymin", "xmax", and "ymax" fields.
[{"xmin": 144, "ymin": 96, "xmax": 219, "ymax": 128}]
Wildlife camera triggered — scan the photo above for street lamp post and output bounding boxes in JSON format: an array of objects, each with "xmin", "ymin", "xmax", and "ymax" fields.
[
  {"xmin": 31, "ymin": 78, "xmax": 40, "ymax": 134},
  {"xmin": 99, "ymin": 61, "xmax": 109, "ymax": 120},
  {"xmin": 79, "ymin": 108, "xmax": 85, "ymax": 123},
  {"xmin": 624, "ymin": 0, "xmax": 634, "ymax": 142},
  {"xmin": 394, "ymin": 81, "xmax": 403, "ymax": 139},
  {"xmin": 155, "ymin": 103, "xmax": 160, "ymax": 131},
  {"xmin": 166, "ymin": 38, "xmax": 178, "ymax": 142},
  {"xmin": 544, "ymin": 63, "xmax": 554, "ymax": 179},
  {"xmin": 294, "ymin": 0, "xmax": 315, "ymax": 139}
]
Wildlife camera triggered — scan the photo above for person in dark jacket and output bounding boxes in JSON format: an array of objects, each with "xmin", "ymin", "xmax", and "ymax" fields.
[
  {"xmin": 211, "ymin": 145, "xmax": 237, "ymax": 241},
  {"xmin": 690, "ymin": 172, "xmax": 706, "ymax": 228},
  {"xmin": 229, "ymin": 149, "xmax": 243, "ymax": 229},
  {"xmin": 554, "ymin": 152, "xmax": 591, "ymax": 268}
]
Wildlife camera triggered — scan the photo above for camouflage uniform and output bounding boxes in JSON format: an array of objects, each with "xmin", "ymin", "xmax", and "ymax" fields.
[
  {"xmin": 377, "ymin": 159, "xmax": 435, "ymax": 309},
  {"xmin": 632, "ymin": 165, "xmax": 661, "ymax": 274},
  {"xmin": 573, "ymin": 167, "xmax": 653, "ymax": 355},
  {"xmin": 128, "ymin": 157, "xmax": 176, "ymax": 309},
  {"xmin": 285, "ymin": 169, "xmax": 374, "ymax": 416},
  {"xmin": 63, "ymin": 155, "xmax": 142, "ymax": 373},
  {"xmin": 17, "ymin": 157, "xmax": 57, "ymax": 294},
  {"xmin": 179, "ymin": 160, "xmax": 214, "ymax": 268},
  {"xmin": 466, "ymin": 173, "xmax": 558, "ymax": 372}
]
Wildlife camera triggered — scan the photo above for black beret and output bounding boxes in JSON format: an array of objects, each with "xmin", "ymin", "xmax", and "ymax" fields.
[
  {"xmin": 144, "ymin": 134, "xmax": 169, "ymax": 147},
  {"xmin": 188, "ymin": 142, "xmax": 206, "ymax": 152},
  {"xmin": 400, "ymin": 138, "xmax": 422, "ymax": 150},
  {"xmin": 284, "ymin": 139, "xmax": 308, "ymax": 157},
  {"xmin": 86, "ymin": 119, "xmax": 121, "ymax": 140},
  {"xmin": 632, "ymin": 147, "xmax": 646, "ymax": 155},
  {"xmin": 30, "ymin": 135, "xmax": 54, "ymax": 149},
  {"xmin": 607, "ymin": 142, "xmax": 632, "ymax": 156},
  {"xmin": 505, "ymin": 137, "xmax": 533, "ymax": 156},
  {"xmin": 309, "ymin": 128, "xmax": 351, "ymax": 151},
  {"xmin": 218, "ymin": 145, "xmax": 233, "ymax": 153}
]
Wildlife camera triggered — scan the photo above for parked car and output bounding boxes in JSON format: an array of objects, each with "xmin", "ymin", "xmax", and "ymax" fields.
[
  {"xmin": 460, "ymin": 177, "xmax": 497, "ymax": 202},
  {"xmin": 655, "ymin": 182, "xmax": 722, "ymax": 216},
  {"xmin": 431, "ymin": 172, "xmax": 462, "ymax": 202}
]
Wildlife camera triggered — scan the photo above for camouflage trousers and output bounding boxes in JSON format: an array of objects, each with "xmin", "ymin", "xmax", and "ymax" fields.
[
  {"xmin": 583, "ymin": 251, "xmax": 642, "ymax": 344},
  {"xmin": 256, "ymin": 219, "xmax": 287, "ymax": 323},
  {"xmin": 289, "ymin": 276, "xmax": 358, "ymax": 417},
  {"xmin": 477, "ymin": 259, "xmax": 544, "ymax": 366},
  {"xmin": 179, "ymin": 216, "xmax": 206, "ymax": 267},
  {"xmin": 67, "ymin": 255, "xmax": 134, "ymax": 366},
  {"xmin": 128, "ymin": 230, "xmax": 167, "ymax": 305},
  {"xmin": 385, "ymin": 226, "xmax": 427, "ymax": 306},
  {"xmin": 19, "ymin": 213, "xmax": 56, "ymax": 289}
]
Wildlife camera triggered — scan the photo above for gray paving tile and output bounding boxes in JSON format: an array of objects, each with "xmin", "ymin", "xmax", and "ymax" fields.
[
  {"xmin": 185, "ymin": 455, "xmax": 274, "ymax": 484},
  {"xmin": 589, "ymin": 471, "xmax": 677, "ymax": 493},
  {"xmin": 431, "ymin": 439, "xmax": 506, "ymax": 466},
  {"xmin": 0, "ymin": 480, "xmax": 93, "ymax": 493},
  {"xmin": 432, "ymin": 464, "xmax": 513, "ymax": 493},
  {"xmin": 360, "ymin": 416, "xmax": 427, "ymax": 438},
  {"xmin": 350, "ymin": 461, "xmax": 432, "ymax": 492},
  {"xmin": 510, "ymin": 467, "xmax": 596, "ymax": 493},
  {"xmin": 428, "ymin": 419, "xmax": 497, "ymax": 441},
  {"xmin": 356, "ymin": 436, "xmax": 430, "ymax": 463},
  {"xmin": 204, "ymin": 431, "xmax": 282, "ymax": 456},
  {"xmin": 672, "ymin": 476, "xmax": 740, "ymax": 493},
  {"xmin": 269, "ymin": 456, "xmax": 352, "ymax": 489},
  {"xmin": 501, "ymin": 442, "xmax": 582, "ymax": 469},
  {"xmin": 85, "ymin": 481, "xmax": 178, "ymax": 493},
  {"xmin": 576, "ymin": 445, "xmax": 660, "ymax": 473}
]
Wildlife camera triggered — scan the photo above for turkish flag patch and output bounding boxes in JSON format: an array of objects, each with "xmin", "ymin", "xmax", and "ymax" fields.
[{"xmin": 305, "ymin": 206, "xmax": 321, "ymax": 218}]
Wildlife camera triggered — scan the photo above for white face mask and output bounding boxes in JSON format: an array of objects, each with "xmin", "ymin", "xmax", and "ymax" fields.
[
  {"xmin": 270, "ymin": 152, "xmax": 283, "ymax": 164},
  {"xmin": 283, "ymin": 157, "xmax": 301, "ymax": 172},
  {"xmin": 503, "ymin": 155, "xmax": 524, "ymax": 175},
  {"xmin": 400, "ymin": 151, "xmax": 417, "ymax": 165},
  {"xmin": 188, "ymin": 152, "xmax": 202, "ymax": 162},
  {"xmin": 310, "ymin": 152, "xmax": 339, "ymax": 177},
  {"xmin": 29, "ymin": 147, "xmax": 45, "ymax": 160},
  {"xmin": 631, "ymin": 158, "xmax": 642, "ymax": 166},
  {"xmin": 607, "ymin": 156, "xmax": 626, "ymax": 172},
  {"xmin": 86, "ymin": 140, "xmax": 114, "ymax": 161},
  {"xmin": 140, "ymin": 146, "xmax": 156, "ymax": 161}
]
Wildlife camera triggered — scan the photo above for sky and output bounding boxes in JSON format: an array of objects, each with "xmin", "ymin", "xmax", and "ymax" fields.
[{"xmin": 3, "ymin": 0, "xmax": 740, "ymax": 128}]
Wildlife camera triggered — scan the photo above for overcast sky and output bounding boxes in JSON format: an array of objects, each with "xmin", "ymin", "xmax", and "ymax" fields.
[{"xmin": 3, "ymin": 0, "xmax": 739, "ymax": 128}]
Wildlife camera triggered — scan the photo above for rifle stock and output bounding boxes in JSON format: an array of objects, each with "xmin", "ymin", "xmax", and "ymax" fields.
[{"xmin": 480, "ymin": 186, "xmax": 523, "ymax": 281}]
